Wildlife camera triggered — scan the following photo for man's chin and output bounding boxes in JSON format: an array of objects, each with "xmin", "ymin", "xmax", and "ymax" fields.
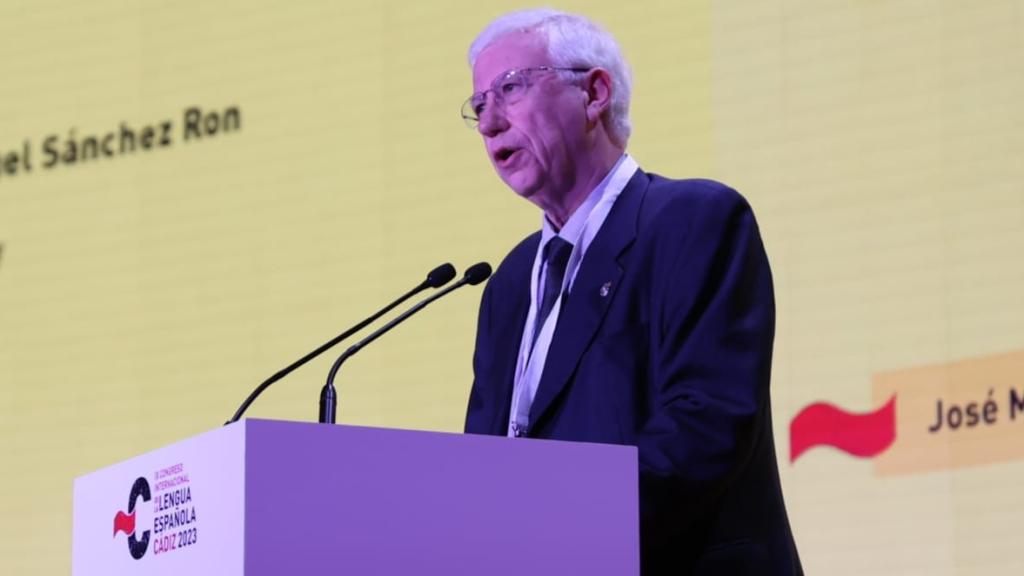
[{"xmin": 500, "ymin": 173, "xmax": 541, "ymax": 201}]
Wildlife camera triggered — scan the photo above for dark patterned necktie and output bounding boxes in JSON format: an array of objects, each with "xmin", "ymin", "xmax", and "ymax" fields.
[{"xmin": 532, "ymin": 236, "xmax": 573, "ymax": 349}]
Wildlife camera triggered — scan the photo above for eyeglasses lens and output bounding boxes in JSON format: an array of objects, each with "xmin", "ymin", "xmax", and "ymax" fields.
[{"xmin": 462, "ymin": 70, "xmax": 532, "ymax": 128}]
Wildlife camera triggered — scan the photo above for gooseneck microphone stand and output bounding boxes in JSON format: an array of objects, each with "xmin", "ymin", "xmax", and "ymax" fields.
[
  {"xmin": 319, "ymin": 263, "xmax": 492, "ymax": 424},
  {"xmin": 224, "ymin": 263, "xmax": 456, "ymax": 425}
]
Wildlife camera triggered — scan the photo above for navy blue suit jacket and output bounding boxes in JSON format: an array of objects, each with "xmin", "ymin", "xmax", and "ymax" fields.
[{"xmin": 465, "ymin": 170, "xmax": 802, "ymax": 575}]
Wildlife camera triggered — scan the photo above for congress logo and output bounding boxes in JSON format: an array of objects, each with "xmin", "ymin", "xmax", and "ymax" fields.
[
  {"xmin": 789, "ymin": 397, "xmax": 897, "ymax": 462},
  {"xmin": 112, "ymin": 477, "xmax": 151, "ymax": 560}
]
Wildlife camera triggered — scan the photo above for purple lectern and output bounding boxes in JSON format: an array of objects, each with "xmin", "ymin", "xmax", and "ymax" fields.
[{"xmin": 73, "ymin": 419, "xmax": 639, "ymax": 575}]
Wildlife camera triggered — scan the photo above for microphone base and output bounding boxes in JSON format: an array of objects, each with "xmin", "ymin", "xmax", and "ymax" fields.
[{"xmin": 318, "ymin": 383, "xmax": 337, "ymax": 424}]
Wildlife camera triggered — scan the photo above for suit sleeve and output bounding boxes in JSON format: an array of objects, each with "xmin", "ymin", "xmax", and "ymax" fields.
[
  {"xmin": 637, "ymin": 185, "xmax": 776, "ymax": 536},
  {"xmin": 464, "ymin": 274, "xmax": 496, "ymax": 434}
]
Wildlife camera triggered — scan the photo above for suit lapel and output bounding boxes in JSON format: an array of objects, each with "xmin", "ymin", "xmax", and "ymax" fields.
[
  {"xmin": 527, "ymin": 170, "xmax": 649, "ymax": 431},
  {"xmin": 487, "ymin": 240, "xmax": 536, "ymax": 436}
]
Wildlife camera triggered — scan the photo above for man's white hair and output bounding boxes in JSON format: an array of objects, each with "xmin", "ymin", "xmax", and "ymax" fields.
[{"xmin": 468, "ymin": 9, "xmax": 633, "ymax": 147}]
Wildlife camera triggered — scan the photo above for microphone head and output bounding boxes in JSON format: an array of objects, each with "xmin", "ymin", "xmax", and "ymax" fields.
[
  {"xmin": 426, "ymin": 263, "xmax": 457, "ymax": 288},
  {"xmin": 463, "ymin": 262, "xmax": 493, "ymax": 285}
]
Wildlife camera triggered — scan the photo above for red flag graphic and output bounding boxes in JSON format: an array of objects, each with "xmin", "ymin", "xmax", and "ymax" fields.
[
  {"xmin": 113, "ymin": 510, "xmax": 136, "ymax": 537},
  {"xmin": 790, "ymin": 396, "xmax": 896, "ymax": 462}
]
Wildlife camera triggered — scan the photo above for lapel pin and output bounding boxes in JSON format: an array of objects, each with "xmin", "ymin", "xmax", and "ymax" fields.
[{"xmin": 600, "ymin": 282, "xmax": 612, "ymax": 298}]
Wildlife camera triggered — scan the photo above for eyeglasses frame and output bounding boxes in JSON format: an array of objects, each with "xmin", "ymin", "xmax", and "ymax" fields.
[{"xmin": 461, "ymin": 66, "xmax": 592, "ymax": 128}]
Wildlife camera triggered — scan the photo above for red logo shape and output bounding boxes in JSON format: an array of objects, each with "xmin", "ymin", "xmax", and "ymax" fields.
[
  {"xmin": 113, "ymin": 510, "xmax": 136, "ymax": 537},
  {"xmin": 790, "ymin": 396, "xmax": 896, "ymax": 462}
]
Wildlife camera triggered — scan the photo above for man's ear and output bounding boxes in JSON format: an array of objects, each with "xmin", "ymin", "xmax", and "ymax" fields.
[{"xmin": 582, "ymin": 68, "xmax": 614, "ymax": 125}]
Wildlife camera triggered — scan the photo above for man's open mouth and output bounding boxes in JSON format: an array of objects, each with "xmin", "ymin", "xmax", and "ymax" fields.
[{"xmin": 494, "ymin": 147, "xmax": 519, "ymax": 165}]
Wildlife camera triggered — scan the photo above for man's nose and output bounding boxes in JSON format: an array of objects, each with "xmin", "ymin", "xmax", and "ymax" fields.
[{"xmin": 477, "ymin": 96, "xmax": 509, "ymax": 137}]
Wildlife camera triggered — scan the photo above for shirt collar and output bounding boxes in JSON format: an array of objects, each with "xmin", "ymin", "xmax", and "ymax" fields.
[{"xmin": 540, "ymin": 153, "xmax": 633, "ymax": 248}]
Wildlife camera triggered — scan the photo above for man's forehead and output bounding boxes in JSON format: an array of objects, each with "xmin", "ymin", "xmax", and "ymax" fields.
[{"xmin": 472, "ymin": 31, "xmax": 550, "ymax": 91}]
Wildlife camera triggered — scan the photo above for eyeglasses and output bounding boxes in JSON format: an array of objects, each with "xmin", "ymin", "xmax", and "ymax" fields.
[{"xmin": 461, "ymin": 66, "xmax": 590, "ymax": 128}]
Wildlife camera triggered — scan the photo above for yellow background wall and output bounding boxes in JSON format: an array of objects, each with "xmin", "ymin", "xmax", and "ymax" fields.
[{"xmin": 1, "ymin": 1, "xmax": 1021, "ymax": 574}]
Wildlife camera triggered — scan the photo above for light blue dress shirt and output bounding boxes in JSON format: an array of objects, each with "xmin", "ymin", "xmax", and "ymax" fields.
[{"xmin": 507, "ymin": 154, "xmax": 639, "ymax": 437}]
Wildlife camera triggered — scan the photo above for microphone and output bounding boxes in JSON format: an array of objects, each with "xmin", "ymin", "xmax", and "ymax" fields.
[
  {"xmin": 225, "ymin": 262, "xmax": 456, "ymax": 425},
  {"xmin": 318, "ymin": 262, "xmax": 492, "ymax": 424}
]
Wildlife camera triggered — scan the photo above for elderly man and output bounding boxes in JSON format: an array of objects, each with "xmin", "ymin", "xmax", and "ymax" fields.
[{"xmin": 462, "ymin": 10, "xmax": 801, "ymax": 575}]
